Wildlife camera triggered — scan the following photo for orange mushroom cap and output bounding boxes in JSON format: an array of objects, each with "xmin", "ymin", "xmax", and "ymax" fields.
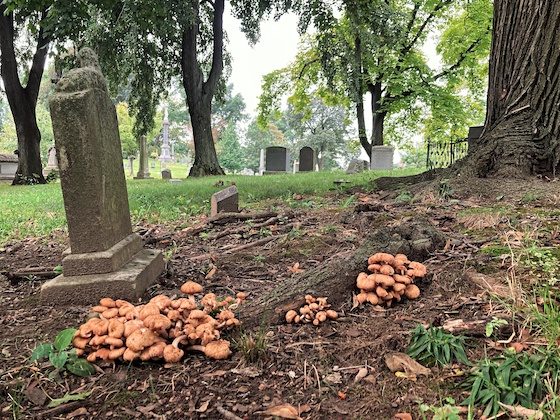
[{"xmin": 180, "ymin": 281, "xmax": 204, "ymax": 295}]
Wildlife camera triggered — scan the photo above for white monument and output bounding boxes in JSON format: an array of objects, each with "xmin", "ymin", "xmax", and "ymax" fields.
[{"xmin": 159, "ymin": 107, "xmax": 172, "ymax": 165}]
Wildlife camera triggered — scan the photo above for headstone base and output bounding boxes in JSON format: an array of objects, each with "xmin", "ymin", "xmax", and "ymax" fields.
[
  {"xmin": 40, "ymin": 249, "xmax": 164, "ymax": 305},
  {"xmin": 62, "ymin": 233, "xmax": 143, "ymax": 276},
  {"xmin": 133, "ymin": 175, "xmax": 153, "ymax": 180},
  {"xmin": 263, "ymin": 171, "xmax": 286, "ymax": 175}
]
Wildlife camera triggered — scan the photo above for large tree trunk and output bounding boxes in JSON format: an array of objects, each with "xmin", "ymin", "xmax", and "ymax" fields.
[
  {"xmin": 466, "ymin": 0, "xmax": 560, "ymax": 177},
  {"xmin": 181, "ymin": 0, "xmax": 225, "ymax": 177},
  {"xmin": 353, "ymin": 36, "xmax": 371, "ymax": 159},
  {"xmin": 0, "ymin": 7, "xmax": 49, "ymax": 185},
  {"xmin": 369, "ymin": 81, "xmax": 386, "ymax": 147}
]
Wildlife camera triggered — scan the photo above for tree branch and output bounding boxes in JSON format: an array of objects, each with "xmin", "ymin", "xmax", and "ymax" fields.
[
  {"xmin": 297, "ymin": 58, "xmax": 320, "ymax": 81},
  {"xmin": 204, "ymin": 0, "xmax": 224, "ymax": 96},
  {"xmin": 0, "ymin": 6, "xmax": 23, "ymax": 96},
  {"xmin": 26, "ymin": 10, "xmax": 51, "ymax": 103}
]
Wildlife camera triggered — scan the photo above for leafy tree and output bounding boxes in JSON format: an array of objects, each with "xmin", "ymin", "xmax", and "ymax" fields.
[
  {"xmin": 259, "ymin": 0, "xmax": 492, "ymax": 160},
  {"xmin": 217, "ymin": 124, "xmax": 244, "ymax": 173},
  {"xmin": 115, "ymin": 103, "xmax": 137, "ymax": 158}
]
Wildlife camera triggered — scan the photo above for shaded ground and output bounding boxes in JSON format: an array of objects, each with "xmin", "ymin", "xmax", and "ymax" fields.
[{"xmin": 1, "ymin": 176, "xmax": 558, "ymax": 419}]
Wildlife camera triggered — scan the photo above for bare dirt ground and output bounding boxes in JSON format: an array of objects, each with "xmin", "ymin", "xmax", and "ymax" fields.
[{"xmin": 1, "ymin": 176, "xmax": 559, "ymax": 419}]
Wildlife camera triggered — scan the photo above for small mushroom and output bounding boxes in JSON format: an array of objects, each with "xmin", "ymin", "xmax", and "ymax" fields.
[
  {"xmin": 100, "ymin": 298, "xmax": 116, "ymax": 308},
  {"xmin": 201, "ymin": 293, "xmax": 218, "ymax": 310},
  {"xmin": 126, "ymin": 328, "xmax": 159, "ymax": 352},
  {"xmin": 91, "ymin": 318, "xmax": 109, "ymax": 336},
  {"xmin": 101, "ymin": 308, "xmax": 119, "ymax": 319},
  {"xmin": 89, "ymin": 335, "xmax": 107, "ymax": 347},
  {"xmin": 367, "ymin": 263, "xmax": 382, "ymax": 272},
  {"xmin": 393, "ymin": 283, "xmax": 406, "ymax": 293},
  {"xmin": 150, "ymin": 295, "xmax": 172, "ymax": 310},
  {"xmin": 108, "ymin": 347, "xmax": 126, "ymax": 360},
  {"xmin": 108, "ymin": 319, "xmax": 125, "ymax": 338},
  {"xmin": 143, "ymin": 314, "xmax": 172, "ymax": 331},
  {"xmin": 92, "ymin": 305, "xmax": 108, "ymax": 313},
  {"xmin": 404, "ymin": 284, "xmax": 420, "ymax": 299},
  {"xmin": 379, "ymin": 265, "xmax": 395, "ymax": 276},
  {"xmin": 236, "ymin": 292, "xmax": 247, "ymax": 301},
  {"xmin": 140, "ymin": 342, "xmax": 167, "ymax": 361},
  {"xmin": 123, "ymin": 348, "xmax": 140, "ymax": 362},
  {"xmin": 393, "ymin": 274, "xmax": 412, "ymax": 285},
  {"xmin": 368, "ymin": 252, "xmax": 395, "ymax": 265},
  {"xmin": 217, "ymin": 310, "xmax": 235, "ymax": 321},
  {"xmin": 356, "ymin": 291, "xmax": 368, "ymax": 304},
  {"xmin": 73, "ymin": 336, "xmax": 89, "ymax": 349},
  {"xmin": 372, "ymin": 274, "xmax": 395, "ymax": 288},
  {"xmin": 163, "ymin": 335, "xmax": 186, "ymax": 363},
  {"xmin": 315, "ymin": 311, "xmax": 327, "ymax": 323},
  {"xmin": 115, "ymin": 299, "xmax": 131, "ymax": 308},
  {"xmin": 180, "ymin": 281, "xmax": 204, "ymax": 295},
  {"xmin": 124, "ymin": 320, "xmax": 144, "ymax": 338},
  {"xmin": 139, "ymin": 304, "xmax": 160, "ymax": 320},
  {"xmin": 375, "ymin": 286, "xmax": 388, "ymax": 299},
  {"xmin": 366, "ymin": 292, "xmax": 379, "ymax": 305},
  {"xmin": 189, "ymin": 339, "xmax": 231, "ymax": 360},
  {"xmin": 326, "ymin": 310, "xmax": 338, "ymax": 319},
  {"xmin": 167, "ymin": 310, "xmax": 182, "ymax": 321},
  {"xmin": 356, "ymin": 273, "xmax": 376, "ymax": 291},
  {"xmin": 105, "ymin": 337, "xmax": 124, "ymax": 348}
]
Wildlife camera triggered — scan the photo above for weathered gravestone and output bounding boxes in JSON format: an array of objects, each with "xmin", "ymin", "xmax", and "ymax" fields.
[
  {"xmin": 161, "ymin": 168, "xmax": 172, "ymax": 179},
  {"xmin": 345, "ymin": 158, "xmax": 369, "ymax": 174},
  {"xmin": 467, "ymin": 125, "xmax": 484, "ymax": 149},
  {"xmin": 298, "ymin": 146, "xmax": 316, "ymax": 172},
  {"xmin": 41, "ymin": 48, "xmax": 164, "ymax": 305},
  {"xmin": 370, "ymin": 145, "xmax": 394, "ymax": 170},
  {"xmin": 264, "ymin": 146, "xmax": 289, "ymax": 174},
  {"xmin": 210, "ymin": 185, "xmax": 239, "ymax": 217},
  {"xmin": 43, "ymin": 146, "xmax": 58, "ymax": 177},
  {"xmin": 0, "ymin": 153, "xmax": 18, "ymax": 181}
]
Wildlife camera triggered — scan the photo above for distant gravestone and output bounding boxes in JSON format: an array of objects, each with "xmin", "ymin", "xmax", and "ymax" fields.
[
  {"xmin": 298, "ymin": 146, "xmax": 315, "ymax": 172},
  {"xmin": 0, "ymin": 153, "xmax": 18, "ymax": 181},
  {"xmin": 41, "ymin": 48, "xmax": 164, "ymax": 305},
  {"xmin": 211, "ymin": 185, "xmax": 239, "ymax": 217},
  {"xmin": 161, "ymin": 168, "xmax": 172, "ymax": 179},
  {"xmin": 467, "ymin": 125, "xmax": 484, "ymax": 149},
  {"xmin": 370, "ymin": 145, "xmax": 394, "ymax": 170},
  {"xmin": 43, "ymin": 146, "xmax": 58, "ymax": 176},
  {"xmin": 134, "ymin": 135, "xmax": 151, "ymax": 179},
  {"xmin": 264, "ymin": 146, "xmax": 289, "ymax": 174},
  {"xmin": 345, "ymin": 159, "xmax": 369, "ymax": 174}
]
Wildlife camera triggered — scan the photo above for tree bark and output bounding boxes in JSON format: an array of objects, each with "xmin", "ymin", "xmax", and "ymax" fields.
[
  {"xmin": 181, "ymin": 0, "xmax": 225, "ymax": 177},
  {"xmin": 369, "ymin": 81, "xmax": 386, "ymax": 147},
  {"xmin": 0, "ymin": 7, "xmax": 49, "ymax": 185},
  {"xmin": 465, "ymin": 0, "xmax": 560, "ymax": 177},
  {"xmin": 353, "ymin": 36, "xmax": 371, "ymax": 159}
]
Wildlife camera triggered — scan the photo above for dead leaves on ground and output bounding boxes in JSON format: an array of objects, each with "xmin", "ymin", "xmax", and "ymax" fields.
[{"xmin": 384, "ymin": 352, "xmax": 431, "ymax": 381}]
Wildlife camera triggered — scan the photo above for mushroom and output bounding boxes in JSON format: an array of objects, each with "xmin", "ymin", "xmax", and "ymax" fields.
[
  {"xmin": 180, "ymin": 281, "xmax": 204, "ymax": 295},
  {"xmin": 100, "ymin": 297, "xmax": 116, "ymax": 308},
  {"xmin": 143, "ymin": 314, "xmax": 172, "ymax": 331},
  {"xmin": 126, "ymin": 328, "xmax": 159, "ymax": 352},
  {"xmin": 101, "ymin": 308, "xmax": 119, "ymax": 319},
  {"xmin": 115, "ymin": 299, "xmax": 131, "ymax": 308},
  {"xmin": 236, "ymin": 292, "xmax": 247, "ymax": 301},
  {"xmin": 92, "ymin": 305, "xmax": 108, "ymax": 313},
  {"xmin": 109, "ymin": 347, "xmax": 126, "ymax": 360},
  {"xmin": 124, "ymin": 320, "xmax": 144, "ymax": 338},
  {"xmin": 89, "ymin": 335, "xmax": 107, "ymax": 347},
  {"xmin": 368, "ymin": 253, "xmax": 395, "ymax": 265},
  {"xmin": 356, "ymin": 291, "xmax": 368, "ymax": 304},
  {"xmin": 139, "ymin": 304, "xmax": 160, "ymax": 320},
  {"xmin": 356, "ymin": 272, "xmax": 376, "ymax": 291},
  {"xmin": 119, "ymin": 305, "xmax": 136, "ymax": 317},
  {"xmin": 285, "ymin": 310, "xmax": 297, "ymax": 323},
  {"xmin": 217, "ymin": 310, "xmax": 235, "ymax": 321},
  {"xmin": 150, "ymin": 295, "xmax": 172, "ymax": 310},
  {"xmin": 375, "ymin": 286, "xmax": 388, "ymax": 299},
  {"xmin": 404, "ymin": 284, "xmax": 420, "ymax": 299},
  {"xmin": 167, "ymin": 309, "xmax": 182, "ymax": 321},
  {"xmin": 393, "ymin": 283, "xmax": 406, "ymax": 294},
  {"xmin": 105, "ymin": 337, "xmax": 124, "ymax": 348},
  {"xmin": 372, "ymin": 274, "xmax": 395, "ymax": 288},
  {"xmin": 195, "ymin": 323, "xmax": 220, "ymax": 345},
  {"xmin": 393, "ymin": 274, "xmax": 412, "ymax": 285},
  {"xmin": 326, "ymin": 310, "xmax": 338, "ymax": 319},
  {"xmin": 108, "ymin": 319, "xmax": 125, "ymax": 338},
  {"xmin": 379, "ymin": 265, "xmax": 395, "ymax": 276},
  {"xmin": 123, "ymin": 348, "xmax": 140, "ymax": 362},
  {"xmin": 73, "ymin": 336, "xmax": 89, "ymax": 349},
  {"xmin": 366, "ymin": 292, "xmax": 379, "ymax": 305},
  {"xmin": 407, "ymin": 261, "xmax": 427, "ymax": 278},
  {"xmin": 140, "ymin": 342, "xmax": 167, "ymax": 361},
  {"xmin": 188, "ymin": 339, "xmax": 231, "ymax": 360},
  {"xmin": 367, "ymin": 263, "xmax": 382, "ymax": 272},
  {"xmin": 163, "ymin": 336, "xmax": 186, "ymax": 363},
  {"xmin": 90, "ymin": 318, "xmax": 109, "ymax": 336},
  {"xmin": 315, "ymin": 311, "xmax": 327, "ymax": 323}
]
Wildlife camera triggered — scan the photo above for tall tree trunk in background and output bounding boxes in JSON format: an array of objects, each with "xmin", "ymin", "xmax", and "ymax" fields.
[
  {"xmin": 181, "ymin": 0, "xmax": 225, "ymax": 177},
  {"xmin": 467, "ymin": 0, "xmax": 560, "ymax": 177},
  {"xmin": 369, "ymin": 81, "xmax": 386, "ymax": 147},
  {"xmin": 353, "ymin": 36, "xmax": 371, "ymax": 159},
  {"xmin": 0, "ymin": 6, "xmax": 49, "ymax": 185}
]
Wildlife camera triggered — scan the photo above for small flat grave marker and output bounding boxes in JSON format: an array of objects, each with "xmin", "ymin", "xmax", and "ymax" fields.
[{"xmin": 211, "ymin": 185, "xmax": 239, "ymax": 217}]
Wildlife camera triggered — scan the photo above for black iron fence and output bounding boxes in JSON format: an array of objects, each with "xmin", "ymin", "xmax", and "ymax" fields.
[{"xmin": 426, "ymin": 138, "xmax": 469, "ymax": 170}]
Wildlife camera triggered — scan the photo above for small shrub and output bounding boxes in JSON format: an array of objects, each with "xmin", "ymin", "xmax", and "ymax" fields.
[
  {"xmin": 30, "ymin": 328, "xmax": 95, "ymax": 377},
  {"xmin": 419, "ymin": 397, "xmax": 462, "ymax": 420},
  {"xmin": 407, "ymin": 325, "xmax": 469, "ymax": 366},
  {"xmin": 462, "ymin": 347, "xmax": 560, "ymax": 417},
  {"xmin": 233, "ymin": 328, "xmax": 268, "ymax": 363},
  {"xmin": 485, "ymin": 318, "xmax": 509, "ymax": 338}
]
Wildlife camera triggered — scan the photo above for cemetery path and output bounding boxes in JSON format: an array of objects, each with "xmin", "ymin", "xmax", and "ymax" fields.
[{"xmin": 1, "ymin": 177, "xmax": 560, "ymax": 419}]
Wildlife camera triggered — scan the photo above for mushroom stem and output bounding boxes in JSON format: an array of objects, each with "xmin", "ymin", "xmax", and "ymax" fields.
[
  {"xmin": 172, "ymin": 335, "xmax": 188, "ymax": 347},
  {"xmin": 186, "ymin": 344, "xmax": 205, "ymax": 353}
]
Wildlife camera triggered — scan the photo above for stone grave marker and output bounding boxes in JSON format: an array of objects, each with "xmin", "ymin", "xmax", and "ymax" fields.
[
  {"xmin": 298, "ymin": 146, "xmax": 315, "ymax": 172},
  {"xmin": 370, "ymin": 145, "xmax": 394, "ymax": 170},
  {"xmin": 41, "ymin": 48, "xmax": 164, "ymax": 305},
  {"xmin": 0, "ymin": 153, "xmax": 18, "ymax": 181},
  {"xmin": 134, "ymin": 135, "xmax": 152, "ymax": 179},
  {"xmin": 43, "ymin": 146, "xmax": 58, "ymax": 177},
  {"xmin": 162, "ymin": 168, "xmax": 172, "ymax": 179},
  {"xmin": 264, "ymin": 146, "xmax": 289, "ymax": 174},
  {"xmin": 210, "ymin": 185, "xmax": 239, "ymax": 217},
  {"xmin": 345, "ymin": 158, "xmax": 369, "ymax": 174}
]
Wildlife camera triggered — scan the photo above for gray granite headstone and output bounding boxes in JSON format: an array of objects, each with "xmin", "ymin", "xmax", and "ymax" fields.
[
  {"xmin": 467, "ymin": 125, "xmax": 484, "ymax": 149},
  {"xmin": 44, "ymin": 146, "xmax": 58, "ymax": 176},
  {"xmin": 298, "ymin": 146, "xmax": 315, "ymax": 172},
  {"xmin": 161, "ymin": 168, "xmax": 172, "ymax": 179},
  {"xmin": 345, "ymin": 158, "xmax": 369, "ymax": 174},
  {"xmin": 264, "ymin": 146, "xmax": 289, "ymax": 173},
  {"xmin": 211, "ymin": 185, "xmax": 239, "ymax": 217},
  {"xmin": 41, "ymin": 48, "xmax": 164, "ymax": 305}
]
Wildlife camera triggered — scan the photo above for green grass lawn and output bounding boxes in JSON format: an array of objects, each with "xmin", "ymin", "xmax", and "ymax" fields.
[{"xmin": 0, "ymin": 168, "xmax": 420, "ymax": 245}]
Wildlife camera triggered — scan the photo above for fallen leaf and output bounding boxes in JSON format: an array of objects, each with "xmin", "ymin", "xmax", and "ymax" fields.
[
  {"xmin": 395, "ymin": 371, "xmax": 417, "ymax": 381},
  {"xmin": 137, "ymin": 403, "xmax": 159, "ymax": 415},
  {"xmin": 298, "ymin": 404, "xmax": 311, "ymax": 414},
  {"xmin": 510, "ymin": 342, "xmax": 527, "ymax": 353},
  {"xmin": 394, "ymin": 413, "xmax": 412, "ymax": 420},
  {"xmin": 232, "ymin": 366, "xmax": 262, "ymax": 377},
  {"xmin": 337, "ymin": 391, "xmax": 346, "ymax": 400},
  {"xmin": 384, "ymin": 352, "xmax": 431, "ymax": 377},
  {"xmin": 354, "ymin": 367, "xmax": 368, "ymax": 383},
  {"xmin": 67, "ymin": 407, "xmax": 88, "ymax": 418},
  {"xmin": 324, "ymin": 372, "xmax": 342, "ymax": 384},
  {"xmin": 25, "ymin": 381, "xmax": 47, "ymax": 406},
  {"xmin": 498, "ymin": 403, "xmax": 543, "ymax": 419},
  {"xmin": 202, "ymin": 369, "xmax": 228, "ymax": 378},
  {"xmin": 196, "ymin": 400, "xmax": 210, "ymax": 413},
  {"xmin": 261, "ymin": 403, "xmax": 302, "ymax": 419},
  {"xmin": 205, "ymin": 266, "xmax": 217, "ymax": 279}
]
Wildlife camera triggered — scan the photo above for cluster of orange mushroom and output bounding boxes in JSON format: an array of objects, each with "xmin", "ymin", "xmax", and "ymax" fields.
[
  {"xmin": 354, "ymin": 253, "xmax": 426, "ymax": 307},
  {"xmin": 72, "ymin": 281, "xmax": 246, "ymax": 363},
  {"xmin": 285, "ymin": 295, "xmax": 338, "ymax": 325}
]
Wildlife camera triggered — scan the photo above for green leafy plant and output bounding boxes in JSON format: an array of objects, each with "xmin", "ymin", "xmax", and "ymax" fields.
[
  {"xmin": 407, "ymin": 325, "xmax": 470, "ymax": 366},
  {"xmin": 396, "ymin": 190, "xmax": 414, "ymax": 203},
  {"xmin": 233, "ymin": 328, "xmax": 268, "ymax": 363},
  {"xmin": 419, "ymin": 397, "xmax": 463, "ymax": 420},
  {"xmin": 485, "ymin": 318, "xmax": 509, "ymax": 338},
  {"xmin": 522, "ymin": 246, "xmax": 560, "ymax": 286},
  {"xmin": 462, "ymin": 347, "xmax": 560, "ymax": 417},
  {"xmin": 438, "ymin": 179, "xmax": 454, "ymax": 200},
  {"xmin": 30, "ymin": 328, "xmax": 95, "ymax": 377}
]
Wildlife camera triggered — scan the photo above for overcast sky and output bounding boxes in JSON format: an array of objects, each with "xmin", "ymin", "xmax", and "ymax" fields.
[{"xmin": 223, "ymin": 11, "xmax": 301, "ymax": 116}]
